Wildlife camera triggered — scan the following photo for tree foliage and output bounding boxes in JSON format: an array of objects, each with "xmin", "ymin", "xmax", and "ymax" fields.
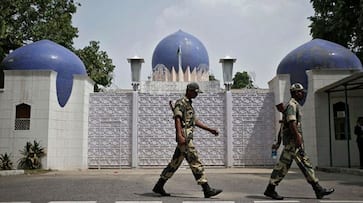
[
  {"xmin": 231, "ymin": 71, "xmax": 254, "ymax": 89},
  {"xmin": 0, "ymin": 0, "xmax": 79, "ymax": 60},
  {"xmin": 309, "ymin": 0, "xmax": 363, "ymax": 60},
  {"xmin": 0, "ymin": 0, "xmax": 115, "ymax": 90},
  {"xmin": 75, "ymin": 41, "xmax": 115, "ymax": 92}
]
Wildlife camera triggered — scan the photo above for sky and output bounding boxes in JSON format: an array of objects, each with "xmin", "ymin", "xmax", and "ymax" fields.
[{"xmin": 72, "ymin": 0, "xmax": 315, "ymax": 89}]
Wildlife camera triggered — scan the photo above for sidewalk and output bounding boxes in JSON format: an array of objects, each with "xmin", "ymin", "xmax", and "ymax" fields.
[
  {"xmin": 40, "ymin": 167, "xmax": 278, "ymax": 176},
  {"xmin": 317, "ymin": 166, "xmax": 363, "ymax": 176},
  {"xmin": 0, "ymin": 167, "xmax": 276, "ymax": 176},
  {"xmin": 1, "ymin": 166, "xmax": 362, "ymax": 176}
]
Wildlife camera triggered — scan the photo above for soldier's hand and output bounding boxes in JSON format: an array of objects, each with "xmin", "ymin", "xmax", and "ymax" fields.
[
  {"xmin": 177, "ymin": 136, "xmax": 186, "ymax": 145},
  {"xmin": 272, "ymin": 143, "xmax": 280, "ymax": 150},
  {"xmin": 210, "ymin": 128, "xmax": 219, "ymax": 136},
  {"xmin": 295, "ymin": 133, "xmax": 303, "ymax": 148}
]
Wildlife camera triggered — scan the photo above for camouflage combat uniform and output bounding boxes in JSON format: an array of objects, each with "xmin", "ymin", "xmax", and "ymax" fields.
[
  {"xmin": 269, "ymin": 98, "xmax": 319, "ymax": 186},
  {"xmin": 159, "ymin": 96, "xmax": 207, "ymax": 185}
]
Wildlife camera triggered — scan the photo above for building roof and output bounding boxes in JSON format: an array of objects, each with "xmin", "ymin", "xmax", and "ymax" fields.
[
  {"xmin": 277, "ymin": 39, "xmax": 363, "ymax": 91},
  {"xmin": 317, "ymin": 71, "xmax": 363, "ymax": 93},
  {"xmin": 0, "ymin": 40, "xmax": 87, "ymax": 107}
]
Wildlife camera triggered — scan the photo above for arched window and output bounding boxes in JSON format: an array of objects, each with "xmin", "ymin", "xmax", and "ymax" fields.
[{"xmin": 15, "ymin": 103, "xmax": 31, "ymax": 130}]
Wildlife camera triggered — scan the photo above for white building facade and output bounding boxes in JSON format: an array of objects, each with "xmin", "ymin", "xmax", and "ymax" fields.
[
  {"xmin": 0, "ymin": 40, "xmax": 94, "ymax": 170},
  {"xmin": 0, "ymin": 70, "xmax": 93, "ymax": 169}
]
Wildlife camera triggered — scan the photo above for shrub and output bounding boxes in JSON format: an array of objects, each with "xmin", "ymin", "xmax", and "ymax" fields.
[
  {"xmin": 0, "ymin": 153, "xmax": 13, "ymax": 170},
  {"xmin": 18, "ymin": 140, "xmax": 46, "ymax": 169}
]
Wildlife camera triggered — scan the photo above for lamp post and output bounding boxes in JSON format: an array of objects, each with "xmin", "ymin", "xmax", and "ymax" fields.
[
  {"xmin": 219, "ymin": 56, "xmax": 236, "ymax": 91},
  {"xmin": 127, "ymin": 56, "xmax": 144, "ymax": 91}
]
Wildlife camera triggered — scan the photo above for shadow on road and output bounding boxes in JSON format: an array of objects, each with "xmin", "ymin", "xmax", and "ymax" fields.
[{"xmin": 136, "ymin": 192, "xmax": 209, "ymax": 199}]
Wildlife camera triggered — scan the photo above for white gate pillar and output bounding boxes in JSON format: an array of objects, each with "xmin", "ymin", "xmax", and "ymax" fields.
[
  {"xmin": 220, "ymin": 56, "xmax": 236, "ymax": 167},
  {"xmin": 131, "ymin": 91, "xmax": 138, "ymax": 168},
  {"xmin": 225, "ymin": 91, "xmax": 233, "ymax": 167},
  {"xmin": 128, "ymin": 56, "xmax": 144, "ymax": 168}
]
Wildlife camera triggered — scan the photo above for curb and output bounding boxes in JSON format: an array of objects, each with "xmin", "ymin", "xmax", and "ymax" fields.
[
  {"xmin": 317, "ymin": 167, "xmax": 363, "ymax": 176},
  {"xmin": 0, "ymin": 169, "xmax": 24, "ymax": 176}
]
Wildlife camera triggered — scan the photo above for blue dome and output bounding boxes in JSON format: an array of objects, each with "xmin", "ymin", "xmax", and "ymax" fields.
[
  {"xmin": 152, "ymin": 30, "xmax": 209, "ymax": 72},
  {"xmin": 277, "ymin": 39, "xmax": 363, "ymax": 91},
  {"xmin": 1, "ymin": 40, "xmax": 87, "ymax": 107}
]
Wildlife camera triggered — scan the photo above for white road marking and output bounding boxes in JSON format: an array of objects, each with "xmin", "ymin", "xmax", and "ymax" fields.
[
  {"xmin": 320, "ymin": 201, "xmax": 363, "ymax": 203},
  {"xmin": 48, "ymin": 202, "xmax": 97, "ymax": 203},
  {"xmin": 0, "ymin": 202, "xmax": 31, "ymax": 203},
  {"xmin": 183, "ymin": 201, "xmax": 235, "ymax": 203},
  {"xmin": 115, "ymin": 201, "xmax": 162, "ymax": 203},
  {"xmin": 254, "ymin": 201, "xmax": 300, "ymax": 203}
]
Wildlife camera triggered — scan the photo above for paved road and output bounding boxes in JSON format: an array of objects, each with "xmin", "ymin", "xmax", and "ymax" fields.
[{"xmin": 0, "ymin": 167, "xmax": 362, "ymax": 203}]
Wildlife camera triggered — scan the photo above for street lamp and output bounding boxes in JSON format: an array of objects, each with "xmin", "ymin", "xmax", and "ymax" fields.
[
  {"xmin": 219, "ymin": 56, "xmax": 236, "ymax": 91},
  {"xmin": 127, "ymin": 56, "xmax": 144, "ymax": 91}
]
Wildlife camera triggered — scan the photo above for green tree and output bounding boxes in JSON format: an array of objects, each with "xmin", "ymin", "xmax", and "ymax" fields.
[
  {"xmin": 209, "ymin": 74, "xmax": 217, "ymax": 81},
  {"xmin": 75, "ymin": 41, "xmax": 115, "ymax": 92},
  {"xmin": 1, "ymin": 0, "xmax": 116, "ymax": 90},
  {"xmin": 231, "ymin": 71, "xmax": 254, "ymax": 89},
  {"xmin": 308, "ymin": 0, "xmax": 363, "ymax": 60},
  {"xmin": 0, "ymin": 0, "xmax": 80, "ymax": 60}
]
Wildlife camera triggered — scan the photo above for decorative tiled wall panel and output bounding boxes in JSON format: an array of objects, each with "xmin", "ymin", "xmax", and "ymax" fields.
[
  {"xmin": 88, "ymin": 93, "xmax": 132, "ymax": 168},
  {"xmin": 232, "ymin": 90, "xmax": 275, "ymax": 166},
  {"xmin": 191, "ymin": 93, "xmax": 226, "ymax": 166},
  {"xmin": 88, "ymin": 90, "xmax": 275, "ymax": 168},
  {"xmin": 137, "ymin": 93, "xmax": 181, "ymax": 166}
]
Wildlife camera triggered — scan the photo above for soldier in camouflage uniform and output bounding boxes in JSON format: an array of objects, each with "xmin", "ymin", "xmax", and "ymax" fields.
[
  {"xmin": 153, "ymin": 82, "xmax": 223, "ymax": 198},
  {"xmin": 264, "ymin": 83, "xmax": 334, "ymax": 200}
]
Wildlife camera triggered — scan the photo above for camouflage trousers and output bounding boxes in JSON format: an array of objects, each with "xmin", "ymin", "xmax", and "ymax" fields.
[
  {"xmin": 160, "ymin": 139, "xmax": 208, "ymax": 185},
  {"xmin": 269, "ymin": 143, "xmax": 319, "ymax": 186}
]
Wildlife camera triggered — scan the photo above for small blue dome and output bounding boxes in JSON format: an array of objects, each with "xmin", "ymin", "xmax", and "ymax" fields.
[
  {"xmin": 1, "ymin": 40, "xmax": 87, "ymax": 107},
  {"xmin": 277, "ymin": 39, "xmax": 363, "ymax": 91},
  {"xmin": 152, "ymin": 30, "xmax": 209, "ymax": 72}
]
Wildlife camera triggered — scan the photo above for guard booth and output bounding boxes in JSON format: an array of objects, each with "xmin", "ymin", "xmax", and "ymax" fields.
[{"xmin": 317, "ymin": 72, "xmax": 363, "ymax": 168}]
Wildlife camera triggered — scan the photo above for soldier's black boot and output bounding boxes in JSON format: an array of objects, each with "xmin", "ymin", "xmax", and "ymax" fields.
[
  {"xmin": 264, "ymin": 184, "xmax": 283, "ymax": 200},
  {"xmin": 202, "ymin": 182, "xmax": 223, "ymax": 198},
  {"xmin": 312, "ymin": 182, "xmax": 334, "ymax": 199},
  {"xmin": 152, "ymin": 178, "xmax": 170, "ymax": 196}
]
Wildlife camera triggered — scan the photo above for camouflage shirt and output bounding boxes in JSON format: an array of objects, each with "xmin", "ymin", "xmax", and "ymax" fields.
[
  {"xmin": 282, "ymin": 98, "xmax": 303, "ymax": 145},
  {"xmin": 173, "ymin": 96, "xmax": 198, "ymax": 139}
]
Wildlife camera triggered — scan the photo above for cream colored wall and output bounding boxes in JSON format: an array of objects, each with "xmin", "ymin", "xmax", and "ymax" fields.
[
  {"xmin": 0, "ymin": 70, "xmax": 94, "ymax": 170},
  {"xmin": 0, "ymin": 70, "xmax": 53, "ymax": 168},
  {"xmin": 46, "ymin": 75, "xmax": 93, "ymax": 170},
  {"xmin": 268, "ymin": 74, "xmax": 291, "ymax": 140}
]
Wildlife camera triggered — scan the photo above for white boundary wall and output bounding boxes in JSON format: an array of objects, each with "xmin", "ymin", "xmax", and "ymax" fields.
[{"xmin": 88, "ymin": 88, "xmax": 276, "ymax": 168}]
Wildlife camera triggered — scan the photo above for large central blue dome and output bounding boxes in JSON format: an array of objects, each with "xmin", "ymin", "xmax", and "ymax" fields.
[{"xmin": 152, "ymin": 30, "xmax": 209, "ymax": 73}]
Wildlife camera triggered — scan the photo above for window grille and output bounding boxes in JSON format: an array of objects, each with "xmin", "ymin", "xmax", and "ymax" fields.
[{"xmin": 15, "ymin": 118, "xmax": 30, "ymax": 130}]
